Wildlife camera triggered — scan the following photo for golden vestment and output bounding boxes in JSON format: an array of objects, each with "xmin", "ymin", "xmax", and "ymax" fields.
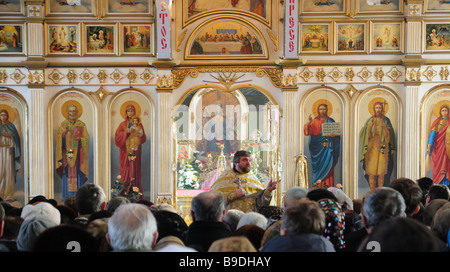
[{"xmin": 210, "ymin": 168, "xmax": 272, "ymax": 213}]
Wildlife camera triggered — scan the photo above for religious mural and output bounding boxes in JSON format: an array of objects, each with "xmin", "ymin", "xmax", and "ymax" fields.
[
  {"xmin": 302, "ymin": 89, "xmax": 343, "ymax": 189},
  {"xmin": 357, "ymin": 88, "xmax": 399, "ymax": 196},
  {"xmin": 0, "ymin": 91, "xmax": 26, "ymax": 206},
  {"xmin": 52, "ymin": 90, "xmax": 94, "ymax": 203}
]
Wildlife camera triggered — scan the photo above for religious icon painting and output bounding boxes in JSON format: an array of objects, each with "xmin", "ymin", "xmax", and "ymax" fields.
[
  {"xmin": 0, "ymin": 0, "xmax": 24, "ymax": 15},
  {"xmin": 0, "ymin": 24, "xmax": 26, "ymax": 56},
  {"xmin": 185, "ymin": 16, "xmax": 267, "ymax": 59},
  {"xmin": 45, "ymin": 23, "xmax": 81, "ymax": 56},
  {"xmin": 50, "ymin": 89, "xmax": 96, "ymax": 203},
  {"xmin": 0, "ymin": 89, "xmax": 28, "ymax": 206},
  {"xmin": 120, "ymin": 23, "xmax": 154, "ymax": 56},
  {"xmin": 335, "ymin": 21, "xmax": 367, "ymax": 54},
  {"xmin": 356, "ymin": 87, "xmax": 400, "ymax": 198},
  {"xmin": 424, "ymin": 23, "xmax": 450, "ymax": 53},
  {"xmin": 370, "ymin": 21, "xmax": 404, "ymax": 54},
  {"xmin": 104, "ymin": 0, "xmax": 153, "ymax": 17},
  {"xmin": 356, "ymin": 0, "xmax": 403, "ymax": 15},
  {"xmin": 425, "ymin": 0, "xmax": 450, "ymax": 13},
  {"xmin": 300, "ymin": 0, "xmax": 346, "ymax": 15},
  {"xmin": 109, "ymin": 89, "xmax": 154, "ymax": 201},
  {"xmin": 300, "ymin": 23, "xmax": 333, "ymax": 54},
  {"xmin": 301, "ymin": 88, "xmax": 344, "ymax": 189},
  {"xmin": 83, "ymin": 23, "xmax": 118, "ymax": 56},
  {"xmin": 183, "ymin": 0, "xmax": 271, "ymax": 27},
  {"xmin": 45, "ymin": 0, "xmax": 96, "ymax": 17},
  {"xmin": 420, "ymin": 87, "xmax": 450, "ymax": 186}
]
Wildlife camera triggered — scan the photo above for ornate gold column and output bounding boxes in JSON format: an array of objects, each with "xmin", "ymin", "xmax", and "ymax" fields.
[
  {"xmin": 279, "ymin": 60, "xmax": 302, "ymax": 195},
  {"xmin": 152, "ymin": 60, "xmax": 177, "ymax": 205},
  {"xmin": 402, "ymin": 0, "xmax": 425, "ymax": 180}
]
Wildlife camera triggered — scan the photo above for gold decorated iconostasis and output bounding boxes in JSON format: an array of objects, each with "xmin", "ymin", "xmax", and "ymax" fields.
[{"xmin": 1, "ymin": 1, "xmax": 450, "ymax": 219}]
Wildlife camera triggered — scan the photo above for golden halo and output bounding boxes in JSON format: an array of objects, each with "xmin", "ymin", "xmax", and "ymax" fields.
[
  {"xmin": 0, "ymin": 104, "xmax": 15, "ymax": 122},
  {"xmin": 61, "ymin": 100, "xmax": 83, "ymax": 119},
  {"xmin": 368, "ymin": 97, "xmax": 389, "ymax": 116},
  {"xmin": 120, "ymin": 101, "xmax": 141, "ymax": 120},
  {"xmin": 434, "ymin": 100, "xmax": 450, "ymax": 118},
  {"xmin": 312, "ymin": 99, "xmax": 333, "ymax": 117}
]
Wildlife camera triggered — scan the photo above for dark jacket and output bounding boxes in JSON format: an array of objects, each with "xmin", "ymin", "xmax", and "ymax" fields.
[
  {"xmin": 185, "ymin": 221, "xmax": 231, "ymax": 252},
  {"xmin": 260, "ymin": 233, "xmax": 336, "ymax": 252}
]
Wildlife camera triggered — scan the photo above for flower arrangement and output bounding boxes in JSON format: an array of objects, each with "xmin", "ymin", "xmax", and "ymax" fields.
[
  {"xmin": 312, "ymin": 179, "xmax": 329, "ymax": 190},
  {"xmin": 177, "ymin": 162, "xmax": 200, "ymax": 190},
  {"xmin": 111, "ymin": 175, "xmax": 143, "ymax": 199}
]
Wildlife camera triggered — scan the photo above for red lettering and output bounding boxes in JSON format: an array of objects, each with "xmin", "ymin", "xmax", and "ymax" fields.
[
  {"xmin": 289, "ymin": 41, "xmax": 294, "ymax": 52},
  {"xmin": 289, "ymin": 29, "xmax": 295, "ymax": 40},
  {"xmin": 289, "ymin": 17, "xmax": 294, "ymax": 28},
  {"xmin": 161, "ymin": 26, "xmax": 167, "ymax": 36},
  {"xmin": 159, "ymin": 13, "xmax": 168, "ymax": 25},
  {"xmin": 160, "ymin": 0, "xmax": 167, "ymax": 11},
  {"xmin": 289, "ymin": 4, "xmax": 294, "ymax": 16},
  {"xmin": 161, "ymin": 38, "xmax": 167, "ymax": 49}
]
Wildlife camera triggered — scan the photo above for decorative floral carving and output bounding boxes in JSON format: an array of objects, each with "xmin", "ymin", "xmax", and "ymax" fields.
[
  {"xmin": 423, "ymin": 66, "xmax": 437, "ymax": 81},
  {"xmin": 67, "ymin": 70, "xmax": 78, "ymax": 84},
  {"xmin": 298, "ymin": 67, "xmax": 313, "ymax": 82},
  {"xmin": 345, "ymin": 68, "xmax": 355, "ymax": 81},
  {"xmin": 440, "ymin": 67, "xmax": 449, "ymax": 81},
  {"xmin": 110, "ymin": 69, "xmax": 124, "ymax": 84},
  {"xmin": 10, "ymin": 69, "xmax": 26, "ymax": 84},
  {"xmin": 387, "ymin": 67, "xmax": 402, "ymax": 81},
  {"xmin": 140, "ymin": 68, "xmax": 155, "ymax": 84},
  {"xmin": 97, "ymin": 69, "xmax": 108, "ymax": 83},
  {"xmin": 48, "ymin": 69, "xmax": 64, "ymax": 84},
  {"xmin": 316, "ymin": 68, "xmax": 326, "ymax": 82},
  {"xmin": 328, "ymin": 67, "xmax": 343, "ymax": 82},
  {"xmin": 374, "ymin": 67, "xmax": 385, "ymax": 81},
  {"xmin": 357, "ymin": 67, "xmax": 372, "ymax": 82},
  {"xmin": 0, "ymin": 70, "xmax": 8, "ymax": 83},
  {"xmin": 80, "ymin": 69, "xmax": 94, "ymax": 84}
]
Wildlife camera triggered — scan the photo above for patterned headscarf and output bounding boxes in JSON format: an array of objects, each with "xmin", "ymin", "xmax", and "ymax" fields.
[{"xmin": 318, "ymin": 198, "xmax": 346, "ymax": 250}]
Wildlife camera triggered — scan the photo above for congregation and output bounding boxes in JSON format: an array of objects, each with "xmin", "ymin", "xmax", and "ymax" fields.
[{"xmin": 0, "ymin": 176, "xmax": 449, "ymax": 253}]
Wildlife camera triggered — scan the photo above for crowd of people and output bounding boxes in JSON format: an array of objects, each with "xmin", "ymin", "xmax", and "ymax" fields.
[{"xmin": 0, "ymin": 174, "xmax": 449, "ymax": 253}]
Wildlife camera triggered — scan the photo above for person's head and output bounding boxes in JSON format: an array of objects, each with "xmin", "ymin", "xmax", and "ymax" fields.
[
  {"xmin": 440, "ymin": 104, "xmax": 450, "ymax": 119},
  {"xmin": 190, "ymin": 191, "xmax": 225, "ymax": 222},
  {"xmin": 223, "ymin": 209, "xmax": 245, "ymax": 232},
  {"xmin": 0, "ymin": 109, "xmax": 9, "ymax": 124},
  {"xmin": 373, "ymin": 101, "xmax": 385, "ymax": 118},
  {"xmin": 426, "ymin": 184, "xmax": 450, "ymax": 205},
  {"xmin": 281, "ymin": 199, "xmax": 325, "ymax": 236},
  {"xmin": 327, "ymin": 187, "xmax": 353, "ymax": 211},
  {"xmin": 16, "ymin": 215, "xmax": 58, "ymax": 251},
  {"xmin": 107, "ymin": 203, "xmax": 158, "ymax": 251},
  {"xmin": 75, "ymin": 183, "xmax": 106, "ymax": 215},
  {"xmin": 422, "ymin": 199, "xmax": 449, "ymax": 226},
  {"xmin": 125, "ymin": 105, "xmax": 136, "ymax": 119},
  {"xmin": 388, "ymin": 178, "xmax": 423, "ymax": 217},
  {"xmin": 317, "ymin": 104, "xmax": 328, "ymax": 118},
  {"xmin": 21, "ymin": 202, "xmax": 61, "ymax": 225},
  {"xmin": 306, "ymin": 188, "xmax": 338, "ymax": 202},
  {"xmin": 66, "ymin": 104, "xmax": 78, "ymax": 121},
  {"xmin": 362, "ymin": 187, "xmax": 406, "ymax": 233},
  {"xmin": 232, "ymin": 150, "xmax": 252, "ymax": 173},
  {"xmin": 318, "ymin": 198, "xmax": 345, "ymax": 250},
  {"xmin": 33, "ymin": 225, "xmax": 100, "ymax": 252},
  {"xmin": 361, "ymin": 217, "xmax": 440, "ymax": 252},
  {"xmin": 283, "ymin": 187, "xmax": 309, "ymax": 208},
  {"xmin": 132, "ymin": 116, "xmax": 140, "ymax": 126},
  {"xmin": 417, "ymin": 177, "xmax": 434, "ymax": 194},
  {"xmin": 106, "ymin": 196, "xmax": 131, "ymax": 214},
  {"xmin": 236, "ymin": 212, "xmax": 268, "ymax": 230},
  {"xmin": 430, "ymin": 204, "xmax": 450, "ymax": 243}
]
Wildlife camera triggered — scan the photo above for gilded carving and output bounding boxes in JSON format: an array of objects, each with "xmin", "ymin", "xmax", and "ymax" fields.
[
  {"xmin": 298, "ymin": 67, "xmax": 313, "ymax": 82},
  {"xmin": 157, "ymin": 74, "xmax": 173, "ymax": 88},
  {"xmin": 0, "ymin": 70, "xmax": 8, "ymax": 83},
  {"xmin": 266, "ymin": 28, "xmax": 278, "ymax": 51},
  {"xmin": 328, "ymin": 67, "xmax": 343, "ymax": 82},
  {"xmin": 48, "ymin": 69, "xmax": 64, "ymax": 84},
  {"xmin": 94, "ymin": 86, "xmax": 110, "ymax": 102},
  {"xmin": 127, "ymin": 69, "xmax": 138, "ymax": 84},
  {"xmin": 281, "ymin": 74, "xmax": 297, "ymax": 87},
  {"xmin": 374, "ymin": 67, "xmax": 385, "ymax": 81},
  {"xmin": 423, "ymin": 66, "xmax": 437, "ymax": 81},
  {"xmin": 357, "ymin": 67, "xmax": 372, "ymax": 82},
  {"xmin": 110, "ymin": 69, "xmax": 125, "ymax": 84},
  {"xmin": 316, "ymin": 68, "xmax": 326, "ymax": 82},
  {"xmin": 10, "ymin": 69, "xmax": 26, "ymax": 84},
  {"xmin": 140, "ymin": 68, "xmax": 155, "ymax": 84},
  {"xmin": 256, "ymin": 67, "xmax": 283, "ymax": 87},
  {"xmin": 406, "ymin": 68, "xmax": 421, "ymax": 82},
  {"xmin": 176, "ymin": 29, "xmax": 187, "ymax": 52},
  {"xmin": 97, "ymin": 69, "xmax": 108, "ymax": 83},
  {"xmin": 171, "ymin": 68, "xmax": 198, "ymax": 89},
  {"xmin": 345, "ymin": 68, "xmax": 355, "ymax": 81},
  {"xmin": 28, "ymin": 70, "xmax": 44, "ymax": 84},
  {"xmin": 67, "ymin": 70, "xmax": 78, "ymax": 84},
  {"xmin": 343, "ymin": 84, "xmax": 360, "ymax": 99},
  {"xmin": 440, "ymin": 67, "xmax": 449, "ymax": 81},
  {"xmin": 387, "ymin": 67, "xmax": 402, "ymax": 81},
  {"xmin": 80, "ymin": 69, "xmax": 95, "ymax": 84}
]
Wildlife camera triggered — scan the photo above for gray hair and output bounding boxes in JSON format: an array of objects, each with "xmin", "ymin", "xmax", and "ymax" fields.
[
  {"xmin": 236, "ymin": 212, "xmax": 268, "ymax": 230},
  {"xmin": 191, "ymin": 191, "xmax": 225, "ymax": 222},
  {"xmin": 284, "ymin": 187, "xmax": 309, "ymax": 207},
  {"xmin": 107, "ymin": 203, "xmax": 157, "ymax": 251},
  {"xmin": 75, "ymin": 183, "xmax": 106, "ymax": 215},
  {"xmin": 362, "ymin": 187, "xmax": 406, "ymax": 231}
]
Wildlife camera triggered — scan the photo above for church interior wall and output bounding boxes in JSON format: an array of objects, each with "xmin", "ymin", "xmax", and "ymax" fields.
[{"xmin": 2, "ymin": 1, "xmax": 450, "ymax": 211}]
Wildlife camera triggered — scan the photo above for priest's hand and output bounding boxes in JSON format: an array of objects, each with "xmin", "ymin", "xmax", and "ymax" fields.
[
  {"xmin": 236, "ymin": 188, "xmax": 246, "ymax": 198},
  {"xmin": 267, "ymin": 179, "xmax": 280, "ymax": 192}
]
